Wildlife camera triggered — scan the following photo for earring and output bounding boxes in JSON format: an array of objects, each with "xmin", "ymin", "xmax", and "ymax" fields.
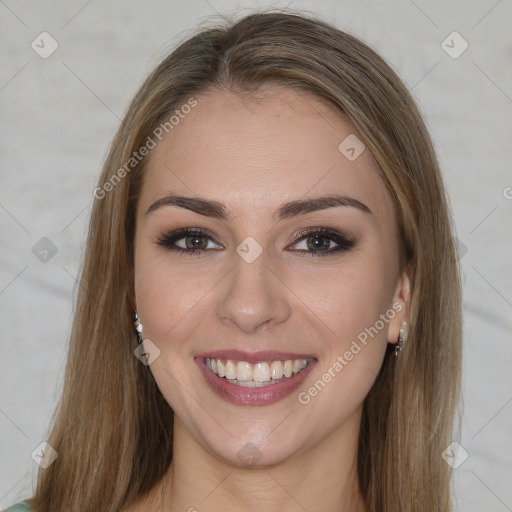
[
  {"xmin": 134, "ymin": 311, "xmax": 143, "ymax": 343},
  {"xmin": 395, "ymin": 321, "xmax": 408, "ymax": 357}
]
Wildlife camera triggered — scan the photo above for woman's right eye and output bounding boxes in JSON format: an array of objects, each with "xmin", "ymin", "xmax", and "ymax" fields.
[{"xmin": 156, "ymin": 228, "xmax": 223, "ymax": 255}]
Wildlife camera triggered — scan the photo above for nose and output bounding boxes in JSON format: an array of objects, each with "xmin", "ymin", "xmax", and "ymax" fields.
[{"xmin": 215, "ymin": 247, "xmax": 292, "ymax": 334}]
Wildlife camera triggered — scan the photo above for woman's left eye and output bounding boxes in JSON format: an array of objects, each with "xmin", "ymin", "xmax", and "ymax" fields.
[
  {"xmin": 155, "ymin": 227, "xmax": 356, "ymax": 257},
  {"xmin": 288, "ymin": 227, "xmax": 356, "ymax": 256}
]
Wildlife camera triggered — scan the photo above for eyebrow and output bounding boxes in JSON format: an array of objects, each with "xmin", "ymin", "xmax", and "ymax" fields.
[{"xmin": 145, "ymin": 193, "xmax": 372, "ymax": 220}]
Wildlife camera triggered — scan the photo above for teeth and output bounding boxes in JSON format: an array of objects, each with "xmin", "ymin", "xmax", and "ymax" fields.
[
  {"xmin": 253, "ymin": 362, "xmax": 270, "ymax": 382},
  {"xmin": 225, "ymin": 360, "xmax": 236, "ymax": 380},
  {"xmin": 217, "ymin": 360, "xmax": 225, "ymax": 378},
  {"xmin": 205, "ymin": 357, "xmax": 311, "ymax": 383},
  {"xmin": 283, "ymin": 360, "xmax": 293, "ymax": 378},
  {"xmin": 270, "ymin": 360, "xmax": 284, "ymax": 380},
  {"xmin": 236, "ymin": 361, "xmax": 252, "ymax": 381}
]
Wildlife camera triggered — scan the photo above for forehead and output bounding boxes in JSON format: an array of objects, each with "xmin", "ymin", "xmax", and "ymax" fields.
[{"xmin": 139, "ymin": 85, "xmax": 395, "ymax": 225}]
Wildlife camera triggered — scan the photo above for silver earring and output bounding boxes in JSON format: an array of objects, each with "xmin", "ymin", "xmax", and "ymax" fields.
[
  {"xmin": 395, "ymin": 321, "xmax": 408, "ymax": 357},
  {"xmin": 134, "ymin": 311, "xmax": 143, "ymax": 343}
]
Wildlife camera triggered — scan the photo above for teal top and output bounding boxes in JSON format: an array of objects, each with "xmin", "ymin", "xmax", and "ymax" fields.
[{"xmin": 2, "ymin": 501, "xmax": 31, "ymax": 511}]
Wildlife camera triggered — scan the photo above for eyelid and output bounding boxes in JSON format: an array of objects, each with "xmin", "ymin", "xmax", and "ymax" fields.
[{"xmin": 290, "ymin": 226, "xmax": 351, "ymax": 244}]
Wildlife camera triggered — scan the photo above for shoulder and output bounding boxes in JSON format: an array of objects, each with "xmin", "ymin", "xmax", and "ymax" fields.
[{"xmin": 2, "ymin": 501, "xmax": 32, "ymax": 511}]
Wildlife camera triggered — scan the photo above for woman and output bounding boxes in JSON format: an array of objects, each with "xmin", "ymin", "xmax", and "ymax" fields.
[{"xmin": 6, "ymin": 8, "xmax": 462, "ymax": 512}]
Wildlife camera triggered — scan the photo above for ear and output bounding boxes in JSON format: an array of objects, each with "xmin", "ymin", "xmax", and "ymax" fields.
[{"xmin": 387, "ymin": 265, "xmax": 412, "ymax": 344}]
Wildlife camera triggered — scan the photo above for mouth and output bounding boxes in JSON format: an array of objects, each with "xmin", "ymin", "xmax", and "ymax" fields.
[
  {"xmin": 205, "ymin": 357, "xmax": 312, "ymax": 387},
  {"xmin": 195, "ymin": 350, "xmax": 317, "ymax": 406}
]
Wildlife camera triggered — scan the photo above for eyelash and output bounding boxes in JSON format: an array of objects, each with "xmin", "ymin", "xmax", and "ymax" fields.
[{"xmin": 155, "ymin": 227, "xmax": 356, "ymax": 257}]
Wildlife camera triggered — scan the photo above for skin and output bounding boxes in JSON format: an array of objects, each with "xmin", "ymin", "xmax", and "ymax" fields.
[{"xmin": 129, "ymin": 85, "xmax": 411, "ymax": 512}]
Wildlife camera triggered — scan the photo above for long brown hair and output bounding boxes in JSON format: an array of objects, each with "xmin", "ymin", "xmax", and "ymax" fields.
[{"xmin": 29, "ymin": 8, "xmax": 462, "ymax": 511}]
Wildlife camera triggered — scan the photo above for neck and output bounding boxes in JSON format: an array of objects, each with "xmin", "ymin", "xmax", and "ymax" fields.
[{"xmin": 147, "ymin": 410, "xmax": 367, "ymax": 512}]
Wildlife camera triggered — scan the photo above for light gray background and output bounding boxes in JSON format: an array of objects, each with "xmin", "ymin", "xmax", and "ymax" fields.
[{"xmin": 1, "ymin": 1, "xmax": 511, "ymax": 510}]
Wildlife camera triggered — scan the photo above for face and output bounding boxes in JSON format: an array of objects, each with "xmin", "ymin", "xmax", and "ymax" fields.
[{"xmin": 133, "ymin": 85, "xmax": 410, "ymax": 467}]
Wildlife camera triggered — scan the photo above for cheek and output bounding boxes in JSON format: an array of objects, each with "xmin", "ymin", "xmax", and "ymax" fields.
[
  {"xmin": 133, "ymin": 255, "xmax": 213, "ymax": 409},
  {"xmin": 292, "ymin": 264, "xmax": 393, "ymax": 429},
  {"xmin": 300, "ymin": 258, "xmax": 394, "ymax": 351},
  {"xmin": 134, "ymin": 256, "xmax": 212, "ymax": 348}
]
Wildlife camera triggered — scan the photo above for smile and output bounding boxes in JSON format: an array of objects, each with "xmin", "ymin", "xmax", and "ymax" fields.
[
  {"xmin": 205, "ymin": 357, "xmax": 311, "ymax": 387},
  {"xmin": 195, "ymin": 352, "xmax": 318, "ymax": 406}
]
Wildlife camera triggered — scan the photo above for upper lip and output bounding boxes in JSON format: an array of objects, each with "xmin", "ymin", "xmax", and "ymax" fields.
[{"xmin": 195, "ymin": 349, "xmax": 317, "ymax": 363}]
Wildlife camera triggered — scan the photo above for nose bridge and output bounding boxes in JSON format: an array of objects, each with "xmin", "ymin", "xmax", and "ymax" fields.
[{"xmin": 215, "ymin": 238, "xmax": 291, "ymax": 333}]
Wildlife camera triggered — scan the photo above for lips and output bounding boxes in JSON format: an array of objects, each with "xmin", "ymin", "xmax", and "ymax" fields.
[{"xmin": 194, "ymin": 350, "xmax": 318, "ymax": 406}]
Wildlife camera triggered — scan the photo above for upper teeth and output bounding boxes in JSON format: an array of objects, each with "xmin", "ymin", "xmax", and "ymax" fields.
[{"xmin": 205, "ymin": 358, "xmax": 310, "ymax": 382}]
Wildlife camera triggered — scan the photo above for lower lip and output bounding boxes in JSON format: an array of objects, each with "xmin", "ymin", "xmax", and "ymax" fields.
[{"xmin": 195, "ymin": 357, "xmax": 317, "ymax": 406}]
